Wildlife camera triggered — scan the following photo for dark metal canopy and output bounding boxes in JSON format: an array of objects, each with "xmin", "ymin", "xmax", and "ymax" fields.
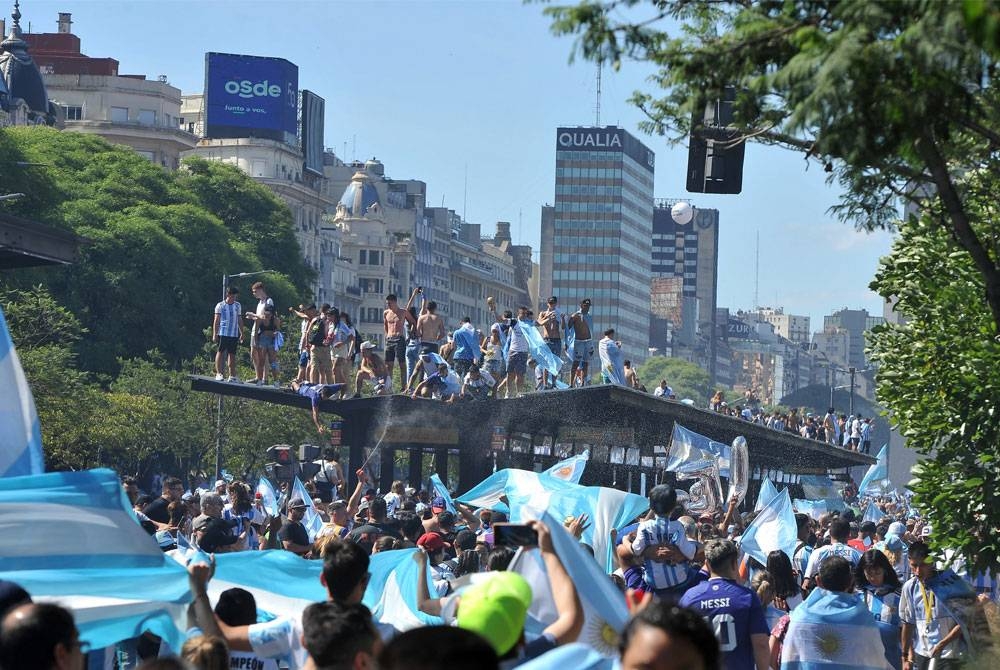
[
  {"xmin": 190, "ymin": 376, "xmax": 874, "ymax": 494},
  {"xmin": 0, "ymin": 212, "xmax": 82, "ymax": 268}
]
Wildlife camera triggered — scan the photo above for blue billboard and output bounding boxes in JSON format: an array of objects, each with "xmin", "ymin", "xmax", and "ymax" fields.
[{"xmin": 204, "ymin": 52, "xmax": 298, "ymax": 143}]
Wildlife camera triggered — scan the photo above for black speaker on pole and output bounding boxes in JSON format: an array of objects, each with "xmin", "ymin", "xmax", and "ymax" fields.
[{"xmin": 686, "ymin": 88, "xmax": 746, "ymax": 195}]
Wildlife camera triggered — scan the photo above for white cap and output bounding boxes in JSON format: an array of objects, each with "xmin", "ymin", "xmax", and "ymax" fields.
[
  {"xmin": 920, "ymin": 524, "xmax": 933, "ymax": 537},
  {"xmin": 360, "ymin": 341, "xmax": 376, "ymax": 351}
]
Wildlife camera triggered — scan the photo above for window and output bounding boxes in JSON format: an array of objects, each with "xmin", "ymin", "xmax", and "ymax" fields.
[
  {"xmin": 135, "ymin": 150, "xmax": 155, "ymax": 162},
  {"xmin": 64, "ymin": 105, "xmax": 82, "ymax": 121},
  {"xmin": 110, "ymin": 106, "xmax": 129, "ymax": 123},
  {"xmin": 360, "ymin": 250, "xmax": 383, "ymax": 266},
  {"xmin": 137, "ymin": 109, "xmax": 156, "ymax": 126},
  {"xmin": 360, "ymin": 278, "xmax": 384, "ymax": 294}
]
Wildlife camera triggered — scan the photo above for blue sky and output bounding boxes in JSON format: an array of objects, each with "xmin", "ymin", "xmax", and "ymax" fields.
[{"xmin": 22, "ymin": 0, "xmax": 895, "ymax": 329}]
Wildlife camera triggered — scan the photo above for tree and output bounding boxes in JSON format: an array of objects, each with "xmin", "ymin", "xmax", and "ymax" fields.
[
  {"xmin": 0, "ymin": 128, "xmax": 312, "ymax": 375},
  {"xmin": 545, "ymin": 0, "xmax": 1000, "ymax": 567},
  {"xmin": 545, "ymin": 0, "xmax": 1000, "ymax": 330},
  {"xmin": 635, "ymin": 356, "xmax": 712, "ymax": 404},
  {"xmin": 867, "ymin": 190, "xmax": 1000, "ymax": 574}
]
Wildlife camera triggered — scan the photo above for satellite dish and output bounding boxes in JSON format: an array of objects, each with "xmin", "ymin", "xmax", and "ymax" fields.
[{"xmin": 671, "ymin": 201, "xmax": 694, "ymax": 225}]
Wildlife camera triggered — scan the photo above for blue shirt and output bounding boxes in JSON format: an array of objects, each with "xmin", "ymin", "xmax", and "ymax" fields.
[
  {"xmin": 452, "ymin": 325, "xmax": 480, "ymax": 362},
  {"xmin": 296, "ymin": 383, "xmax": 343, "ymax": 408},
  {"xmin": 215, "ymin": 300, "xmax": 242, "ymax": 338},
  {"xmin": 680, "ymin": 578, "xmax": 769, "ymax": 670}
]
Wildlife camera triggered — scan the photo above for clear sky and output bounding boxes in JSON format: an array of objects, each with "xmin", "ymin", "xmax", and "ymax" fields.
[{"xmin": 20, "ymin": 0, "xmax": 896, "ymax": 330}]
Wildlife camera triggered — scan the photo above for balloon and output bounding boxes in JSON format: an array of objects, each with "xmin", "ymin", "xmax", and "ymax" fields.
[
  {"xmin": 678, "ymin": 462, "xmax": 722, "ymax": 514},
  {"xmin": 728, "ymin": 436, "xmax": 749, "ymax": 507},
  {"xmin": 670, "ymin": 201, "xmax": 694, "ymax": 225}
]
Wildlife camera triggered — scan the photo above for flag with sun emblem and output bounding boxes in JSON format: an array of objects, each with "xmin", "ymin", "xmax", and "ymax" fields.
[
  {"xmin": 781, "ymin": 587, "xmax": 892, "ymax": 670},
  {"xmin": 543, "ymin": 451, "xmax": 589, "ymax": 483},
  {"xmin": 511, "ymin": 512, "xmax": 629, "ymax": 659}
]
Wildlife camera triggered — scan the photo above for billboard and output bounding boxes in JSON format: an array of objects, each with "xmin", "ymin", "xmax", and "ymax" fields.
[
  {"xmin": 204, "ymin": 52, "xmax": 298, "ymax": 143},
  {"xmin": 301, "ymin": 90, "xmax": 325, "ymax": 176},
  {"xmin": 556, "ymin": 126, "xmax": 655, "ymax": 172}
]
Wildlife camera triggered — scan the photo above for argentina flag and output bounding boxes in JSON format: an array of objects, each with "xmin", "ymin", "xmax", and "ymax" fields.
[
  {"xmin": 458, "ymin": 468, "xmax": 648, "ymax": 571},
  {"xmin": 859, "ymin": 445, "xmax": 891, "ymax": 494},
  {"xmin": 0, "ymin": 303, "xmax": 44, "ymax": 477},
  {"xmin": 0, "ymin": 469, "xmax": 189, "ymax": 650},
  {"xmin": 755, "ymin": 477, "xmax": 781, "ymax": 512},
  {"xmin": 740, "ymin": 489, "xmax": 798, "ymax": 565},
  {"xmin": 429, "ymin": 473, "xmax": 457, "ymax": 514},
  {"xmin": 292, "ymin": 476, "xmax": 323, "ymax": 542},
  {"xmin": 670, "ymin": 423, "xmax": 731, "ymax": 477},
  {"xmin": 543, "ymin": 451, "xmax": 589, "ymax": 483},
  {"xmin": 781, "ymin": 587, "xmax": 891, "ymax": 670}
]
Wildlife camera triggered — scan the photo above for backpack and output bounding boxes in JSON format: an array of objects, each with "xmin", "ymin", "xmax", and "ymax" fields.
[{"xmin": 308, "ymin": 317, "xmax": 327, "ymax": 346}]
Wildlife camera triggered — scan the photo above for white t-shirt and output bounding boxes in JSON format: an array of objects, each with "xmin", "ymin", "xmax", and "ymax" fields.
[
  {"xmin": 803, "ymin": 541, "xmax": 862, "ymax": 579},
  {"xmin": 384, "ymin": 492, "xmax": 401, "ymax": 517},
  {"xmin": 253, "ymin": 297, "xmax": 274, "ymax": 336}
]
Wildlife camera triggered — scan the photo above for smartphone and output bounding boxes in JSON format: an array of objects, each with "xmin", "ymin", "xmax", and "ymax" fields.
[{"xmin": 493, "ymin": 523, "xmax": 538, "ymax": 548}]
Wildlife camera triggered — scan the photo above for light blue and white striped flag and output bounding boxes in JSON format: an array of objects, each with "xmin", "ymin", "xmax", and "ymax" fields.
[
  {"xmin": 458, "ymin": 468, "xmax": 648, "ymax": 572},
  {"xmin": 256, "ymin": 476, "xmax": 280, "ymax": 517},
  {"xmin": 363, "ymin": 548, "xmax": 444, "ymax": 631},
  {"xmin": 793, "ymin": 498, "xmax": 846, "ymax": 520},
  {"xmin": 0, "ymin": 469, "xmax": 189, "ymax": 650},
  {"xmin": 740, "ymin": 489, "xmax": 798, "ymax": 565},
  {"xmin": 517, "ymin": 319, "xmax": 563, "ymax": 379},
  {"xmin": 429, "ymin": 473, "xmax": 457, "ymax": 515},
  {"xmin": 862, "ymin": 502, "xmax": 886, "ymax": 524},
  {"xmin": 859, "ymin": 444, "xmax": 890, "ymax": 494},
  {"xmin": 517, "ymin": 643, "xmax": 614, "ymax": 670},
  {"xmin": 292, "ymin": 476, "xmax": 323, "ymax": 542},
  {"xmin": 0, "ymin": 304, "xmax": 44, "ymax": 477},
  {"xmin": 780, "ymin": 587, "xmax": 891, "ymax": 670},
  {"xmin": 543, "ymin": 451, "xmax": 589, "ymax": 484},
  {"xmin": 755, "ymin": 477, "xmax": 781, "ymax": 512},
  {"xmin": 799, "ymin": 475, "xmax": 839, "ymax": 500},
  {"xmin": 511, "ymin": 512, "xmax": 629, "ymax": 657}
]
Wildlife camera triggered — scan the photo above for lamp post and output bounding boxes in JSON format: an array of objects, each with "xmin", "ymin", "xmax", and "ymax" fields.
[{"xmin": 215, "ymin": 270, "xmax": 276, "ymax": 481}]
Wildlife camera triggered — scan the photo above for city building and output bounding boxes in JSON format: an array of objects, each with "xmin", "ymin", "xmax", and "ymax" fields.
[
  {"xmin": 0, "ymin": 3, "xmax": 57, "ymax": 126},
  {"xmin": 820, "ymin": 307, "xmax": 884, "ymax": 370},
  {"xmin": 749, "ymin": 307, "xmax": 810, "ymax": 344},
  {"xmin": 324, "ymin": 157, "xmax": 532, "ymax": 343},
  {"xmin": 649, "ymin": 200, "xmax": 720, "ymax": 376},
  {"xmin": 542, "ymin": 126, "xmax": 655, "ymax": 362},
  {"xmin": 19, "ymin": 11, "xmax": 196, "ymax": 167}
]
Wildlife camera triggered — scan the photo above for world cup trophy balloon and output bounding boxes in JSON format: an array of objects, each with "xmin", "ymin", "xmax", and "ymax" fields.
[
  {"xmin": 678, "ymin": 461, "xmax": 723, "ymax": 514},
  {"xmin": 728, "ymin": 436, "xmax": 749, "ymax": 507}
]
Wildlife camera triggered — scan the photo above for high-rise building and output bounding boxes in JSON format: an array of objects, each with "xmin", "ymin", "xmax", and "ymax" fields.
[
  {"xmin": 649, "ymin": 201, "xmax": 719, "ymax": 371},
  {"xmin": 822, "ymin": 307, "xmax": 884, "ymax": 369},
  {"xmin": 544, "ymin": 126, "xmax": 655, "ymax": 362},
  {"xmin": 748, "ymin": 307, "xmax": 810, "ymax": 344}
]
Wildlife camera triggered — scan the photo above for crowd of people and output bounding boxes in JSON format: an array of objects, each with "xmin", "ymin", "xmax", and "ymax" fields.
[
  {"xmin": 707, "ymin": 391, "xmax": 877, "ymax": 454},
  {"xmin": 3, "ymin": 460, "xmax": 996, "ymax": 670}
]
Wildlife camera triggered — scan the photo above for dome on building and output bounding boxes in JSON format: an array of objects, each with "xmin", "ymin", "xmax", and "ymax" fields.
[
  {"xmin": 0, "ymin": 1, "xmax": 52, "ymax": 117},
  {"xmin": 335, "ymin": 170, "xmax": 382, "ymax": 220}
]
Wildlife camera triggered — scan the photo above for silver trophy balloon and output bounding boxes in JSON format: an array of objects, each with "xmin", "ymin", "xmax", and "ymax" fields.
[{"xmin": 727, "ymin": 436, "xmax": 750, "ymax": 507}]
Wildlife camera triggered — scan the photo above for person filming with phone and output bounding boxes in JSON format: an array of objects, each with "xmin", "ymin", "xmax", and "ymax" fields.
[{"xmin": 413, "ymin": 519, "xmax": 584, "ymax": 666}]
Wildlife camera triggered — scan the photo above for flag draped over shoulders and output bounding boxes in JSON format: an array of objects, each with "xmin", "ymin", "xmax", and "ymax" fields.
[{"xmin": 781, "ymin": 588, "xmax": 891, "ymax": 670}]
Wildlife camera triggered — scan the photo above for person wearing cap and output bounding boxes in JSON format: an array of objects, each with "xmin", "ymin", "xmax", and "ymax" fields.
[
  {"xmin": 279, "ymin": 498, "xmax": 313, "ymax": 557},
  {"xmin": 416, "ymin": 519, "xmax": 583, "ymax": 665},
  {"xmin": 417, "ymin": 532, "xmax": 456, "ymax": 596},
  {"xmin": 900, "ymin": 542, "xmax": 975, "ymax": 670},
  {"xmin": 567, "ymin": 298, "xmax": 594, "ymax": 388},
  {"xmin": 353, "ymin": 341, "xmax": 391, "ymax": 398}
]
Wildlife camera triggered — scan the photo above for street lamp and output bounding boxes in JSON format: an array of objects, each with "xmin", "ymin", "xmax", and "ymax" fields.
[{"xmin": 215, "ymin": 269, "xmax": 276, "ymax": 480}]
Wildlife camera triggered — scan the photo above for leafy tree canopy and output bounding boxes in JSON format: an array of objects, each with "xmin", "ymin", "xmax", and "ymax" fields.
[
  {"xmin": 635, "ymin": 356, "xmax": 712, "ymax": 404},
  {"xmin": 545, "ymin": 0, "xmax": 1000, "ymax": 329},
  {"xmin": 0, "ymin": 128, "xmax": 313, "ymax": 374}
]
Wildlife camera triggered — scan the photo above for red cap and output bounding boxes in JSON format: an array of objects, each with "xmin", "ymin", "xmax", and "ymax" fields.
[{"xmin": 417, "ymin": 532, "xmax": 445, "ymax": 553}]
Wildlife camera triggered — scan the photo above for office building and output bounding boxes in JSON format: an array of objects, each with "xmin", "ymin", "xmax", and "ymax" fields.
[
  {"xmin": 747, "ymin": 307, "xmax": 810, "ymax": 344},
  {"xmin": 544, "ymin": 126, "xmax": 655, "ymax": 362},
  {"xmin": 821, "ymin": 307, "xmax": 884, "ymax": 369},
  {"xmin": 17, "ymin": 11, "xmax": 196, "ymax": 167}
]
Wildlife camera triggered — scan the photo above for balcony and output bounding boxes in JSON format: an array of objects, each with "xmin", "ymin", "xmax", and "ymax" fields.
[{"xmin": 346, "ymin": 286, "xmax": 362, "ymax": 297}]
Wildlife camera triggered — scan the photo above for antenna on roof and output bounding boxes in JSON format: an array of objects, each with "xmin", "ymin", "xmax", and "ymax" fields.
[{"xmin": 595, "ymin": 62, "xmax": 602, "ymax": 126}]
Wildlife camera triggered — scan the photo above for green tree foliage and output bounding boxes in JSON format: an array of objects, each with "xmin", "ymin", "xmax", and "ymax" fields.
[
  {"xmin": 0, "ymin": 127, "xmax": 312, "ymax": 375},
  {"xmin": 545, "ymin": 0, "xmax": 1000, "ymax": 329},
  {"xmin": 635, "ymin": 356, "xmax": 712, "ymax": 404},
  {"xmin": 545, "ymin": 0, "xmax": 1000, "ymax": 567},
  {"xmin": 868, "ymin": 196, "xmax": 1000, "ymax": 573}
]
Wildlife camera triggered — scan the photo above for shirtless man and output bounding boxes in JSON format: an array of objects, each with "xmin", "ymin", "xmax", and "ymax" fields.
[
  {"xmin": 353, "ymin": 341, "xmax": 391, "ymax": 397},
  {"xmin": 537, "ymin": 296, "xmax": 566, "ymax": 389},
  {"xmin": 416, "ymin": 300, "xmax": 446, "ymax": 355},
  {"xmin": 568, "ymin": 298, "xmax": 594, "ymax": 387},
  {"xmin": 624, "ymin": 360, "xmax": 640, "ymax": 389},
  {"xmin": 383, "ymin": 288, "xmax": 419, "ymax": 390}
]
